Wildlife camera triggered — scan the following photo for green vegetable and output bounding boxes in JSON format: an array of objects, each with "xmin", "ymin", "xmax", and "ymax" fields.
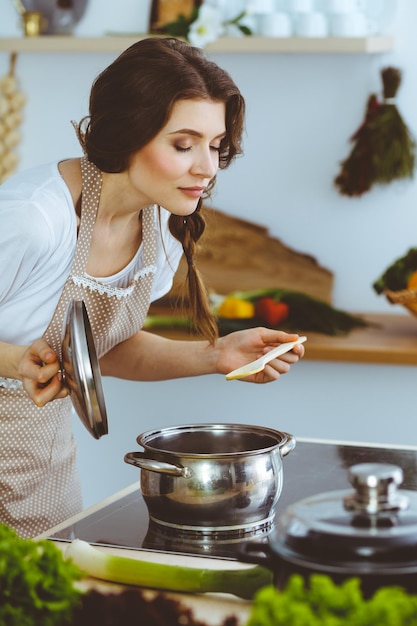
[
  {"xmin": 65, "ymin": 539, "xmax": 272, "ymax": 600},
  {"xmin": 373, "ymin": 247, "xmax": 417, "ymax": 294},
  {"xmin": 247, "ymin": 574, "xmax": 417, "ymax": 626},
  {"xmin": 0, "ymin": 523, "xmax": 82, "ymax": 626}
]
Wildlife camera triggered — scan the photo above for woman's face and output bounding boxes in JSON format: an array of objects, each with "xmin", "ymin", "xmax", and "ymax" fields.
[{"xmin": 127, "ymin": 98, "xmax": 226, "ymax": 215}]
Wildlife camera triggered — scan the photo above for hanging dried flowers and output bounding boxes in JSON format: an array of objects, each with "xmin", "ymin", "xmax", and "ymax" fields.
[{"xmin": 334, "ymin": 67, "xmax": 416, "ymax": 197}]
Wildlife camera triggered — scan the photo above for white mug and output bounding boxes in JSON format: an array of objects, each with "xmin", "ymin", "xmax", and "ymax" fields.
[
  {"xmin": 295, "ymin": 12, "xmax": 328, "ymax": 37},
  {"xmin": 258, "ymin": 12, "xmax": 293, "ymax": 37},
  {"xmin": 330, "ymin": 11, "xmax": 377, "ymax": 36}
]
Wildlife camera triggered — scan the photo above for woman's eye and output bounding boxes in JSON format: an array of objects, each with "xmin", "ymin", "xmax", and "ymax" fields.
[{"xmin": 174, "ymin": 143, "xmax": 221, "ymax": 154}]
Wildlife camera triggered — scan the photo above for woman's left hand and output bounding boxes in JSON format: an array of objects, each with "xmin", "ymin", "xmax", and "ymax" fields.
[{"xmin": 215, "ymin": 327, "xmax": 305, "ymax": 384}]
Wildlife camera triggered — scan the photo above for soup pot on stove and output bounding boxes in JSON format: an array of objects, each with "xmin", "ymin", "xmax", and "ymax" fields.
[{"xmin": 124, "ymin": 423, "xmax": 295, "ymax": 535}]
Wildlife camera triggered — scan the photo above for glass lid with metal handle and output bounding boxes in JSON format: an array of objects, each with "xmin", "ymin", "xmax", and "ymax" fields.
[
  {"xmin": 61, "ymin": 299, "xmax": 108, "ymax": 440},
  {"xmin": 275, "ymin": 463, "xmax": 417, "ymax": 564}
]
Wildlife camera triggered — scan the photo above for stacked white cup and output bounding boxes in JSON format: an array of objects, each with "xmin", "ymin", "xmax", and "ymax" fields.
[
  {"xmin": 247, "ymin": 0, "xmax": 293, "ymax": 37},
  {"xmin": 324, "ymin": 0, "xmax": 378, "ymax": 37},
  {"xmin": 286, "ymin": 0, "xmax": 329, "ymax": 37}
]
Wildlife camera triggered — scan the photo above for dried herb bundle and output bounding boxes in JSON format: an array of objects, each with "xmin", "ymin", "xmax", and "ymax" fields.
[{"xmin": 334, "ymin": 67, "xmax": 416, "ymax": 197}]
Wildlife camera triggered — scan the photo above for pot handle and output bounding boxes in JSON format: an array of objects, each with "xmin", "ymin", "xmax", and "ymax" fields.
[
  {"xmin": 124, "ymin": 451, "xmax": 191, "ymax": 478},
  {"xmin": 237, "ymin": 541, "xmax": 274, "ymax": 569},
  {"xmin": 279, "ymin": 433, "xmax": 296, "ymax": 458}
]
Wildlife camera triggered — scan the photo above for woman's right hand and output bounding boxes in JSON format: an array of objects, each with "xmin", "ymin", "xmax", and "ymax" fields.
[{"xmin": 18, "ymin": 338, "xmax": 69, "ymax": 406}]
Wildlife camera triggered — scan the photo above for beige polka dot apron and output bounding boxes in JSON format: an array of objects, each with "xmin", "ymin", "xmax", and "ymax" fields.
[{"xmin": 0, "ymin": 157, "xmax": 157, "ymax": 537}]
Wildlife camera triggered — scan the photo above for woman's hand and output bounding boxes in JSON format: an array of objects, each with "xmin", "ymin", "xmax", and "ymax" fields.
[
  {"xmin": 18, "ymin": 338, "xmax": 68, "ymax": 406},
  {"xmin": 215, "ymin": 327, "xmax": 305, "ymax": 384}
]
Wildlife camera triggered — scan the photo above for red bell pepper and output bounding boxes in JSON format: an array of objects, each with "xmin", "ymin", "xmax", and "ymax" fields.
[{"xmin": 255, "ymin": 297, "xmax": 289, "ymax": 327}]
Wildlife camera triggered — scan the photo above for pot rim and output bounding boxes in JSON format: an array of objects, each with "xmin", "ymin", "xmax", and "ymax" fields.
[{"xmin": 136, "ymin": 422, "xmax": 295, "ymax": 459}]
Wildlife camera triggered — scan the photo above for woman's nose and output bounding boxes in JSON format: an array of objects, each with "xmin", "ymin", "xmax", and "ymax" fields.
[{"xmin": 191, "ymin": 147, "xmax": 218, "ymax": 179}]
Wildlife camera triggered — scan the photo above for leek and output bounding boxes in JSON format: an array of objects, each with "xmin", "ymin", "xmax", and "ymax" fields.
[
  {"xmin": 66, "ymin": 539, "xmax": 272, "ymax": 600},
  {"xmin": 143, "ymin": 315, "xmax": 192, "ymax": 329}
]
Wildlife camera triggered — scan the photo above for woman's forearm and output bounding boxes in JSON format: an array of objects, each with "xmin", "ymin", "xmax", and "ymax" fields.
[
  {"xmin": 99, "ymin": 327, "xmax": 304, "ymax": 385},
  {"xmin": 0, "ymin": 341, "xmax": 27, "ymax": 379},
  {"xmin": 99, "ymin": 331, "xmax": 218, "ymax": 381}
]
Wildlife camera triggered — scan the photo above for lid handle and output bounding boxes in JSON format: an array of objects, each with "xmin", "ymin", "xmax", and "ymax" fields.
[{"xmin": 343, "ymin": 463, "xmax": 409, "ymax": 515}]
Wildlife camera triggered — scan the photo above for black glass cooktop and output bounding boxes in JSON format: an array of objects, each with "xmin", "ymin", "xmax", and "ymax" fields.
[{"xmin": 48, "ymin": 439, "xmax": 417, "ymax": 559}]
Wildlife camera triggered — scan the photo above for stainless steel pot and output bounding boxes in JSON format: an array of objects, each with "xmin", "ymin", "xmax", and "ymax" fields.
[{"xmin": 124, "ymin": 423, "xmax": 295, "ymax": 534}]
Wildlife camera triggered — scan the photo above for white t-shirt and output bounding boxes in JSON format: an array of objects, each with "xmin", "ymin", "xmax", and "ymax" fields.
[{"xmin": 0, "ymin": 162, "xmax": 183, "ymax": 345}]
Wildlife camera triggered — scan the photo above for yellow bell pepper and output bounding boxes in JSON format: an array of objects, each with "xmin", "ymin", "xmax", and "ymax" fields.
[{"xmin": 217, "ymin": 297, "xmax": 255, "ymax": 319}]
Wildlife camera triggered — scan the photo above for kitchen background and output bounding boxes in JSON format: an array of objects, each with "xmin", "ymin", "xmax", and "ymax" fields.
[{"xmin": 1, "ymin": 0, "xmax": 416, "ymax": 508}]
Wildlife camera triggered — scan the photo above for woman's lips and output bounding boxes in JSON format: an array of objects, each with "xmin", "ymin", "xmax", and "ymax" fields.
[{"xmin": 178, "ymin": 187, "xmax": 205, "ymax": 198}]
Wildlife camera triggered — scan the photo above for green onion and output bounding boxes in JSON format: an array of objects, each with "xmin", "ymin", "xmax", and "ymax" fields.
[{"xmin": 65, "ymin": 539, "xmax": 272, "ymax": 600}]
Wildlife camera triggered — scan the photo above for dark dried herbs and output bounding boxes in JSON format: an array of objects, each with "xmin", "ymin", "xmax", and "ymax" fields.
[{"xmin": 335, "ymin": 67, "xmax": 416, "ymax": 197}]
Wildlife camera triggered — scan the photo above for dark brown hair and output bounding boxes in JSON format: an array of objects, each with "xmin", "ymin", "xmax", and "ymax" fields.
[{"xmin": 77, "ymin": 37, "xmax": 245, "ymax": 343}]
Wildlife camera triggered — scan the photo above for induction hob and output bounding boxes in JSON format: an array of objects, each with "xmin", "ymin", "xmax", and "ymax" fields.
[{"xmin": 47, "ymin": 439, "xmax": 417, "ymax": 559}]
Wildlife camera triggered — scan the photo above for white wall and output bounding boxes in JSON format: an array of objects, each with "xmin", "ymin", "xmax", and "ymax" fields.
[{"xmin": 1, "ymin": 0, "xmax": 417, "ymax": 507}]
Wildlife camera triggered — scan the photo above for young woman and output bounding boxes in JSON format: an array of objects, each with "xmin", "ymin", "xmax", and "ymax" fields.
[{"xmin": 0, "ymin": 37, "xmax": 304, "ymax": 537}]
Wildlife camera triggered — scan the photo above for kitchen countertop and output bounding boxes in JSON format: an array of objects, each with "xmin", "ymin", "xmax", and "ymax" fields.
[{"xmin": 147, "ymin": 312, "xmax": 417, "ymax": 366}]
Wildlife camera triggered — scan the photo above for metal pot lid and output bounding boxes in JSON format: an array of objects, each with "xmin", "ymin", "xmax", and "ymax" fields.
[
  {"xmin": 61, "ymin": 299, "xmax": 108, "ymax": 440},
  {"xmin": 274, "ymin": 463, "xmax": 417, "ymax": 568}
]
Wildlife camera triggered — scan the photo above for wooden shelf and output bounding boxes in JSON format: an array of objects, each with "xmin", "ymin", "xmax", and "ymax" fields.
[
  {"xmin": 207, "ymin": 35, "xmax": 394, "ymax": 54},
  {"xmin": 0, "ymin": 35, "xmax": 394, "ymax": 54},
  {"xmin": 146, "ymin": 313, "xmax": 417, "ymax": 367}
]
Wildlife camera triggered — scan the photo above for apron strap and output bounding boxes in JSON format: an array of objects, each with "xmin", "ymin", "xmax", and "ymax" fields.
[
  {"xmin": 71, "ymin": 157, "xmax": 102, "ymax": 274},
  {"xmin": 141, "ymin": 204, "xmax": 157, "ymax": 268}
]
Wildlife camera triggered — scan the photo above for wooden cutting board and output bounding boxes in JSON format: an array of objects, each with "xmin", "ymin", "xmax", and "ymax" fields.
[{"xmin": 157, "ymin": 207, "xmax": 333, "ymax": 306}]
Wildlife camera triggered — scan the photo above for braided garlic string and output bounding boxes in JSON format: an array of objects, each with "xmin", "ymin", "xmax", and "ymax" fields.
[{"xmin": 0, "ymin": 53, "xmax": 26, "ymax": 184}]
